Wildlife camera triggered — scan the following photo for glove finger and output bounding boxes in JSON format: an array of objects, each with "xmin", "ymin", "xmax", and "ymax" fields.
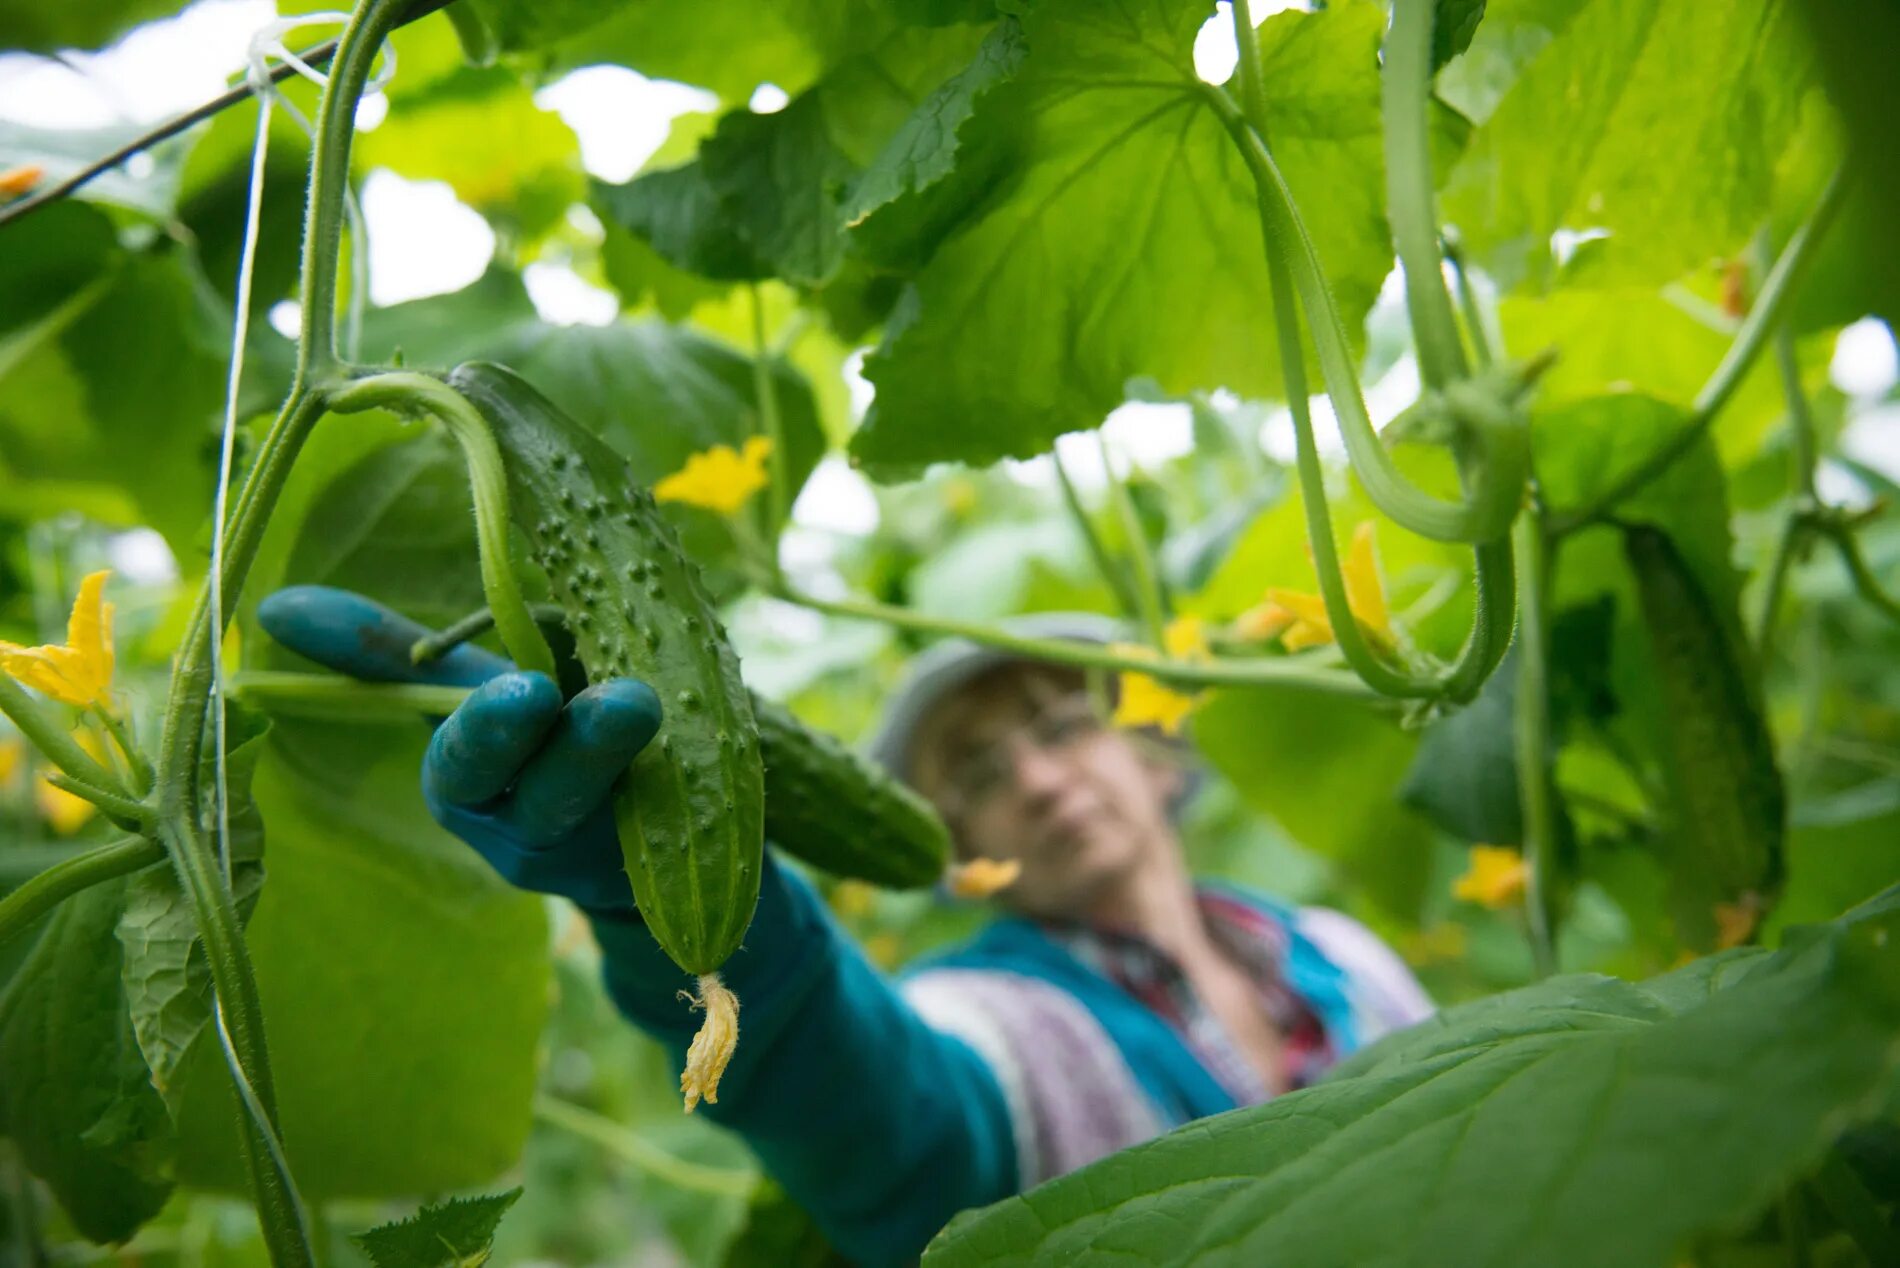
[
  {"xmin": 257, "ymin": 585, "xmax": 513, "ymax": 687},
  {"xmin": 500, "ymin": 679, "xmax": 663, "ymax": 847},
  {"xmin": 424, "ymin": 672, "xmax": 564, "ymax": 808}
]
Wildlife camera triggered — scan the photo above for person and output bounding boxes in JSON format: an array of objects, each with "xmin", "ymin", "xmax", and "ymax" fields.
[{"xmin": 258, "ymin": 589, "xmax": 1432, "ymax": 1267}]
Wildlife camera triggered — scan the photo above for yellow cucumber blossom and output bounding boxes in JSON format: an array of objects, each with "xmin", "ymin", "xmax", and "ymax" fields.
[
  {"xmin": 1110, "ymin": 615, "xmax": 1209, "ymax": 736},
  {"xmin": 1452, "ymin": 844, "xmax": 1529, "ymax": 908},
  {"xmin": 34, "ymin": 729, "xmax": 109, "ymax": 835},
  {"xmin": 1234, "ymin": 522, "xmax": 1393, "ymax": 653},
  {"xmin": 0, "ymin": 163, "xmax": 43, "ymax": 197},
  {"xmin": 0, "ymin": 570, "xmax": 116, "ymax": 708},
  {"xmin": 946, "ymin": 856, "xmax": 1023, "ymax": 899},
  {"xmin": 654, "ymin": 436, "xmax": 774, "ymax": 514},
  {"xmin": 0, "ymin": 735, "xmax": 22, "ymax": 786}
]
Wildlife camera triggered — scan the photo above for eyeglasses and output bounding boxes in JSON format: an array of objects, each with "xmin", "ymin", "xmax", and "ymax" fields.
[{"xmin": 937, "ymin": 696, "xmax": 1102, "ymax": 815}]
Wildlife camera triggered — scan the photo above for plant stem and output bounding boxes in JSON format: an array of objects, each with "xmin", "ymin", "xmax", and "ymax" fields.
[
  {"xmin": 778, "ymin": 586, "xmax": 1377, "ymax": 697},
  {"xmin": 231, "ymin": 671, "xmax": 472, "ymax": 719},
  {"xmin": 1512, "ymin": 509, "xmax": 1559, "ymax": 977},
  {"xmin": 1383, "ymin": 0, "xmax": 1468, "ymax": 390},
  {"xmin": 97, "ymin": 707, "xmax": 154, "ymax": 794},
  {"xmin": 0, "ymin": 678, "xmax": 129, "ymax": 798},
  {"xmin": 749, "ymin": 284, "xmax": 790, "ymax": 539},
  {"xmin": 1204, "ymin": 82, "xmax": 1527, "ymax": 545},
  {"xmin": 1550, "ymin": 169, "xmax": 1849, "ymax": 537},
  {"xmin": 43, "ymin": 773, "xmax": 152, "ymax": 830},
  {"xmin": 531, "ymin": 1095, "xmax": 758, "ymax": 1197},
  {"xmin": 1825, "ymin": 522, "xmax": 1900, "ymax": 625},
  {"xmin": 326, "ymin": 372, "xmax": 559, "ymax": 681},
  {"xmin": 0, "ymin": 836, "xmax": 164, "ymax": 950},
  {"xmin": 1775, "ymin": 325, "xmax": 1819, "ymax": 502},
  {"xmin": 1445, "ymin": 238, "xmax": 1494, "ymax": 368},
  {"xmin": 1229, "ymin": 15, "xmax": 1515, "ymax": 703},
  {"xmin": 1096, "ymin": 433, "xmax": 1168, "ymax": 646},
  {"xmin": 410, "ymin": 603, "xmax": 565, "ymax": 666},
  {"xmin": 1052, "ymin": 447, "xmax": 1140, "ymax": 619},
  {"xmin": 1753, "ymin": 513, "xmax": 1809, "ymax": 667},
  {"xmin": 146, "ymin": 2, "xmax": 414, "ymax": 1262}
]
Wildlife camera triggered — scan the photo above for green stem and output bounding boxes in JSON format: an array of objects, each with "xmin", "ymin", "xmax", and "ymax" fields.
[
  {"xmin": 1204, "ymin": 83, "xmax": 1527, "ymax": 544},
  {"xmin": 43, "ymin": 772, "xmax": 152, "ymax": 830},
  {"xmin": 97, "ymin": 707, "xmax": 154, "ymax": 794},
  {"xmin": 1778, "ymin": 1188, "xmax": 1811, "ymax": 1268},
  {"xmin": 749, "ymin": 284, "xmax": 790, "ymax": 538},
  {"xmin": 0, "ymin": 678, "xmax": 129, "ymax": 798},
  {"xmin": 1097, "ymin": 433, "xmax": 1168, "ymax": 646},
  {"xmin": 410, "ymin": 603, "xmax": 565, "ymax": 666},
  {"xmin": 1776, "ymin": 325, "xmax": 1819, "ymax": 502},
  {"xmin": 1445, "ymin": 238, "xmax": 1494, "ymax": 368},
  {"xmin": 778, "ymin": 587, "xmax": 1377, "ymax": 697},
  {"xmin": 1550, "ymin": 169, "xmax": 1849, "ymax": 537},
  {"xmin": 1513, "ymin": 509, "xmax": 1559, "ymax": 977},
  {"xmin": 1383, "ymin": 0, "xmax": 1468, "ymax": 390},
  {"xmin": 531, "ymin": 1095, "xmax": 757, "ymax": 1197},
  {"xmin": 144, "ymin": 3, "xmax": 412, "ymax": 1262},
  {"xmin": 326, "ymin": 372, "xmax": 559, "ymax": 681},
  {"xmin": 1825, "ymin": 523, "xmax": 1900, "ymax": 625},
  {"xmin": 0, "ymin": 836, "xmax": 164, "ymax": 950},
  {"xmin": 1052, "ymin": 448, "xmax": 1141, "ymax": 619},
  {"xmin": 1753, "ymin": 513, "xmax": 1809, "ymax": 667},
  {"xmin": 231, "ymin": 671, "xmax": 472, "ymax": 720},
  {"xmin": 1233, "ymin": 21, "xmax": 1515, "ymax": 703}
]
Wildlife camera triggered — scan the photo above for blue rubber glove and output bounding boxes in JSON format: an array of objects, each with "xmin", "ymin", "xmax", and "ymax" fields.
[{"xmin": 256, "ymin": 585, "xmax": 661, "ymax": 914}]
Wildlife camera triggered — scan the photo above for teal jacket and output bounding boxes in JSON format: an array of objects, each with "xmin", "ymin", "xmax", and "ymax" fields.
[{"xmin": 589, "ymin": 853, "xmax": 1427, "ymax": 1266}]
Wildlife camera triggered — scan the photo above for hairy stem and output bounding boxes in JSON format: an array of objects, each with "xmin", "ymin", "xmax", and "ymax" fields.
[
  {"xmin": 0, "ymin": 836, "xmax": 164, "ymax": 951},
  {"xmin": 1383, "ymin": 0, "xmax": 1468, "ymax": 389},
  {"xmin": 327, "ymin": 372, "xmax": 559, "ymax": 680},
  {"xmin": 410, "ymin": 603, "xmax": 565, "ymax": 666},
  {"xmin": 1550, "ymin": 170, "xmax": 1849, "ymax": 536},
  {"xmin": 779, "ymin": 587, "xmax": 1376, "ymax": 697},
  {"xmin": 749, "ymin": 284, "xmax": 790, "ymax": 540},
  {"xmin": 1512, "ymin": 510, "xmax": 1560, "ymax": 977}
]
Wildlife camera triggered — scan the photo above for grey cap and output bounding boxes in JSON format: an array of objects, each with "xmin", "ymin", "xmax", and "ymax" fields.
[{"xmin": 864, "ymin": 611, "xmax": 1130, "ymax": 785}]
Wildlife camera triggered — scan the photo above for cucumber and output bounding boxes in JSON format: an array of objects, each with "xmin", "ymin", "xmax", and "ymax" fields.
[
  {"xmin": 1623, "ymin": 524, "xmax": 1784, "ymax": 933},
  {"xmin": 447, "ymin": 361, "xmax": 763, "ymax": 976},
  {"xmin": 753, "ymin": 695, "xmax": 949, "ymax": 889}
]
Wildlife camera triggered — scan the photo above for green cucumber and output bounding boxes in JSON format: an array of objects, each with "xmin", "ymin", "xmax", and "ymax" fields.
[
  {"xmin": 753, "ymin": 696, "xmax": 949, "ymax": 889},
  {"xmin": 447, "ymin": 361, "xmax": 763, "ymax": 976},
  {"xmin": 1623, "ymin": 524, "xmax": 1784, "ymax": 932}
]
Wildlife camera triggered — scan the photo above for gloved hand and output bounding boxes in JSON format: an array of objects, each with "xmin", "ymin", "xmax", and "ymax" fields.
[{"xmin": 256, "ymin": 585, "xmax": 661, "ymax": 914}]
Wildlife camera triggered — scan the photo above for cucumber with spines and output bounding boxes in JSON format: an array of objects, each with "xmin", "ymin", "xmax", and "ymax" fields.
[{"xmin": 447, "ymin": 360, "xmax": 763, "ymax": 976}]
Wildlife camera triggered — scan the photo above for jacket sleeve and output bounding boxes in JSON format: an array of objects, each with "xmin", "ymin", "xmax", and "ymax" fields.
[{"xmin": 585, "ymin": 851, "xmax": 1019, "ymax": 1266}]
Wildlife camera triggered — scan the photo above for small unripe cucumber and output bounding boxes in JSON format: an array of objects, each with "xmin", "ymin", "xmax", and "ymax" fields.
[
  {"xmin": 448, "ymin": 361, "xmax": 763, "ymax": 975},
  {"xmin": 752, "ymin": 695, "xmax": 949, "ymax": 889},
  {"xmin": 1623, "ymin": 524, "xmax": 1784, "ymax": 925}
]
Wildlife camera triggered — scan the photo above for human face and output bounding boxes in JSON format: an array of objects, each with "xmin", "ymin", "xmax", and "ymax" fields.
[{"xmin": 910, "ymin": 665, "xmax": 1184, "ymax": 920}]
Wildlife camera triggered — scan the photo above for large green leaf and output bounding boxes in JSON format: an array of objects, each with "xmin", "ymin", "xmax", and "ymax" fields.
[
  {"xmin": 926, "ymin": 887, "xmax": 1900, "ymax": 1267},
  {"xmin": 0, "ymin": 876, "xmax": 174, "ymax": 1243},
  {"xmin": 0, "ymin": 119, "xmax": 183, "ymax": 219},
  {"xmin": 851, "ymin": 0, "xmax": 1394, "ymax": 476},
  {"xmin": 1441, "ymin": 0, "xmax": 1819, "ymax": 290},
  {"xmin": 169, "ymin": 737, "xmax": 550, "ymax": 1198},
  {"xmin": 0, "ymin": 233, "xmax": 227, "ymax": 552}
]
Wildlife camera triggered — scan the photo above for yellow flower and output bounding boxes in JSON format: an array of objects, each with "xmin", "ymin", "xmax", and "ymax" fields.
[
  {"xmin": 828, "ymin": 879, "xmax": 877, "ymax": 919},
  {"xmin": 654, "ymin": 437, "xmax": 773, "ymax": 514},
  {"xmin": 0, "ymin": 735, "xmax": 22, "ymax": 787},
  {"xmin": 1452, "ymin": 844, "xmax": 1529, "ymax": 909},
  {"xmin": 0, "ymin": 570, "xmax": 116, "ymax": 708},
  {"xmin": 946, "ymin": 856, "xmax": 1022, "ymax": 899},
  {"xmin": 1108, "ymin": 616, "xmax": 1209, "ymax": 737},
  {"xmin": 679, "ymin": 973, "xmax": 740, "ymax": 1113},
  {"xmin": 0, "ymin": 163, "xmax": 43, "ymax": 198},
  {"xmin": 1233, "ymin": 522, "xmax": 1392, "ymax": 653}
]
